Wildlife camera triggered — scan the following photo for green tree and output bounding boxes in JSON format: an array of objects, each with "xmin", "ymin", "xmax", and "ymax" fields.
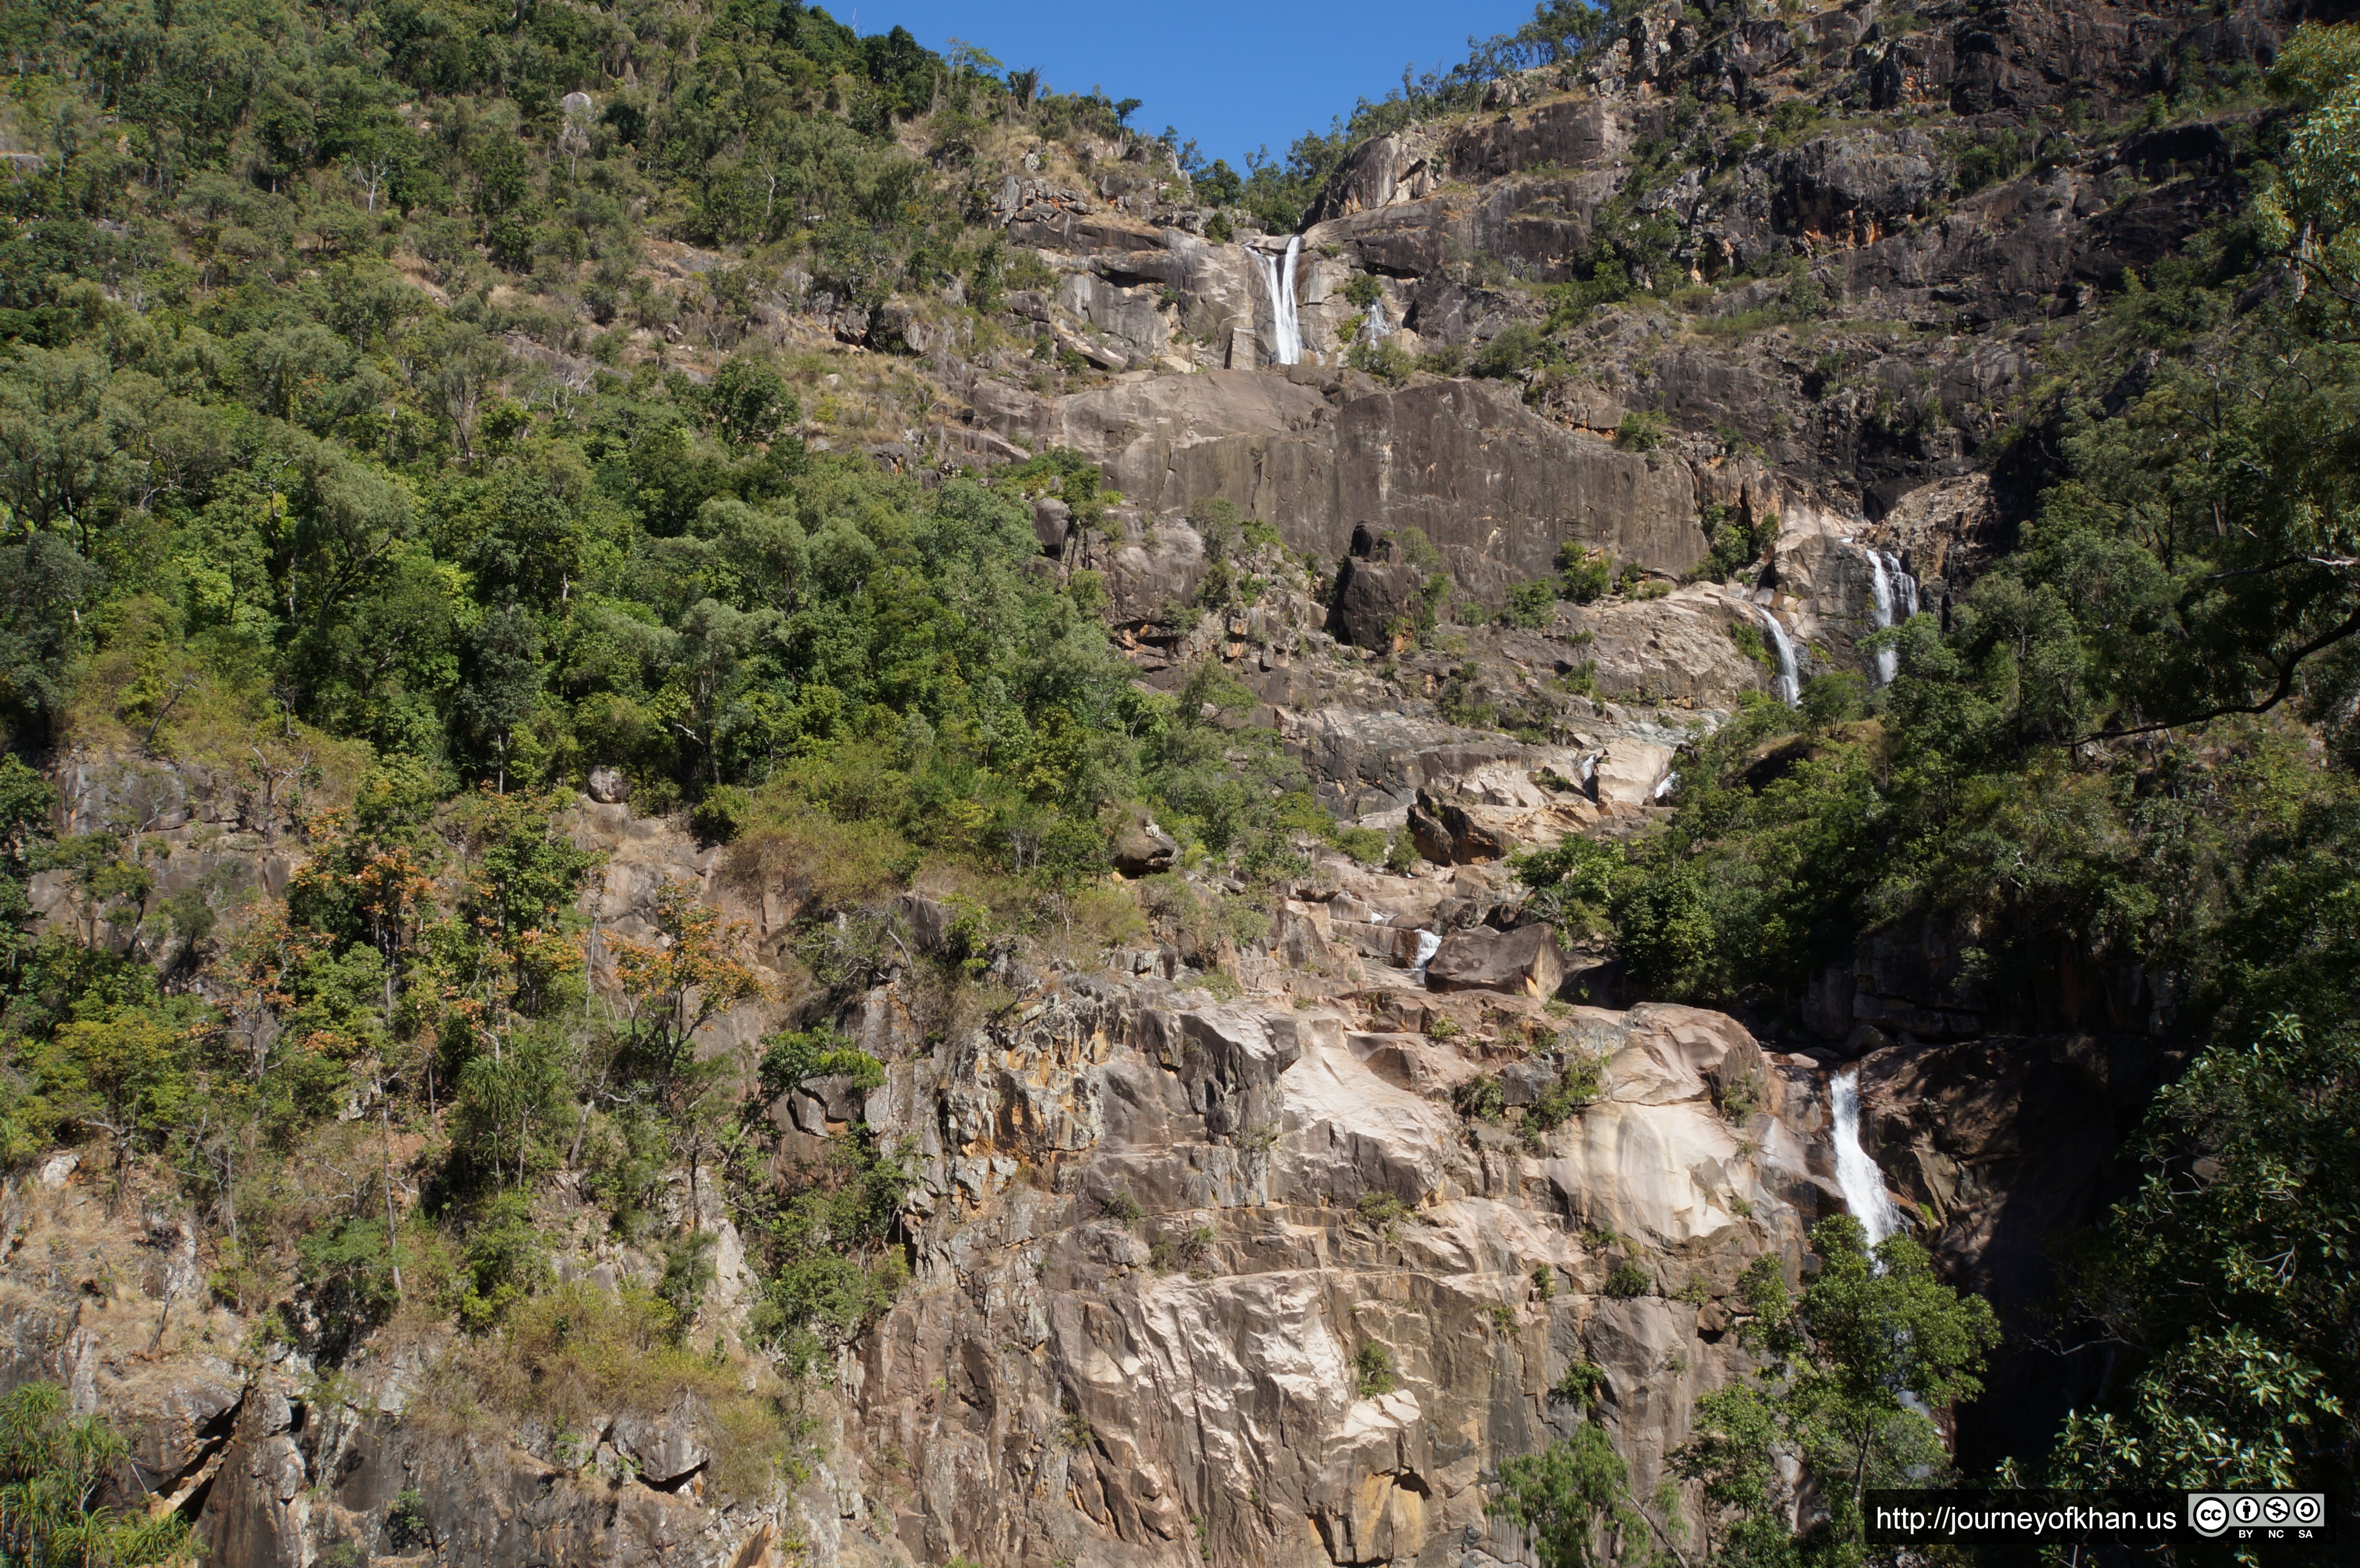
[
  {"xmin": 745, "ymin": 1126, "xmax": 915, "ymax": 1374},
  {"xmin": 2259, "ymin": 22, "xmax": 2360, "ymax": 304},
  {"xmin": 1675, "ymin": 1219, "xmax": 1998, "ymax": 1565},
  {"xmin": 39, "ymin": 1007, "xmax": 193, "ymax": 1193},
  {"xmin": 1493, "ymin": 1423, "xmax": 1648, "ymax": 1568},
  {"xmin": 0, "ymin": 757, "xmax": 53, "ymax": 984},
  {"xmin": 0, "ymin": 1382, "xmax": 191, "ymax": 1567},
  {"xmin": 2047, "ymin": 1018, "xmax": 2356, "ymax": 1501},
  {"xmin": 0, "ymin": 531, "xmax": 101, "ymax": 731},
  {"xmin": 454, "ymin": 603, "xmax": 545, "ymax": 792},
  {"xmin": 704, "ymin": 355, "xmax": 799, "ymax": 449},
  {"xmin": 451, "ymin": 786, "xmax": 600, "ymax": 1021}
]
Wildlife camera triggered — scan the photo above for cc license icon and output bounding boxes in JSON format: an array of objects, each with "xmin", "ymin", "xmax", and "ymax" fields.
[{"xmin": 2189, "ymin": 1495, "xmax": 2229, "ymax": 1537}]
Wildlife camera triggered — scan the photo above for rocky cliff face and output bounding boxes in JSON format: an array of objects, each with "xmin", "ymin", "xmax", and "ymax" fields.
[
  {"xmin": 10, "ymin": 0, "xmax": 2303, "ymax": 1561},
  {"xmin": 12, "ymin": 779, "xmax": 1863, "ymax": 1568},
  {"xmin": 843, "ymin": 981, "xmax": 1820, "ymax": 1568},
  {"xmin": 4, "ymin": 738, "xmax": 2149, "ymax": 1568},
  {"xmin": 937, "ymin": 0, "xmax": 2299, "ymax": 660}
]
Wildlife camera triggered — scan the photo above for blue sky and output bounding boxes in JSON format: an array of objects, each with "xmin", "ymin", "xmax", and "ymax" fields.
[{"xmin": 834, "ymin": 0, "xmax": 1544, "ymax": 168}]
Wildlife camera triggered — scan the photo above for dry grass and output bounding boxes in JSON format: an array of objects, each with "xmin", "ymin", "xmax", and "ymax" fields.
[
  {"xmin": 459, "ymin": 1282, "xmax": 735, "ymax": 1425},
  {"xmin": 724, "ymin": 813, "xmax": 910, "ymax": 916},
  {"xmin": 427, "ymin": 1280, "xmax": 801, "ymax": 1502},
  {"xmin": 62, "ymin": 592, "xmax": 374, "ymax": 820},
  {"xmin": 1045, "ymin": 882, "xmax": 1150, "ymax": 960}
]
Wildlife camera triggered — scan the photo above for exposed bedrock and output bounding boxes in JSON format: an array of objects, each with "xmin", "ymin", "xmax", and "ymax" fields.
[
  {"xmin": 842, "ymin": 988, "xmax": 1832, "ymax": 1568},
  {"xmin": 2, "ymin": 768, "xmax": 2185, "ymax": 1568},
  {"xmin": 994, "ymin": 369, "xmax": 1708, "ymax": 595}
]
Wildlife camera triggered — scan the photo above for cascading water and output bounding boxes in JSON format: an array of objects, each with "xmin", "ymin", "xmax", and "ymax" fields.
[
  {"xmin": 1835, "ymin": 1068, "xmax": 1931, "ymax": 1425},
  {"xmin": 1862, "ymin": 547, "xmax": 1920, "ymax": 686},
  {"xmin": 1757, "ymin": 605, "xmax": 1802, "ymax": 707},
  {"xmin": 1865, "ymin": 550, "xmax": 1895, "ymax": 683},
  {"xmin": 1830, "ymin": 1069, "xmax": 1904, "ymax": 1248},
  {"xmin": 1410, "ymin": 928, "xmax": 1442, "ymax": 980},
  {"xmin": 1363, "ymin": 298, "xmax": 1390, "ymax": 340},
  {"xmin": 1251, "ymin": 235, "xmax": 1304, "ymax": 365}
]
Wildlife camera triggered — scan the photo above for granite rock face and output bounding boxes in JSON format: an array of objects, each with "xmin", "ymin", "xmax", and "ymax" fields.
[
  {"xmin": 1, "ymin": 771, "xmax": 2173, "ymax": 1568},
  {"xmin": 983, "ymin": 370, "xmax": 1709, "ymax": 599},
  {"xmin": 1424, "ymin": 924, "xmax": 1570, "ymax": 997},
  {"xmin": 939, "ymin": 0, "xmax": 2304, "ymax": 640},
  {"xmin": 15, "ymin": 1, "xmax": 2299, "ymax": 1562},
  {"xmin": 841, "ymin": 989, "xmax": 1826, "ymax": 1568}
]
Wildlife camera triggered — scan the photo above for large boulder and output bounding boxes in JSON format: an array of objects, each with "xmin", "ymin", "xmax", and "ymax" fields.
[
  {"xmin": 1559, "ymin": 583, "xmax": 1776, "ymax": 709},
  {"xmin": 1591, "ymin": 739, "xmax": 1677, "ymax": 808},
  {"xmin": 1406, "ymin": 794, "xmax": 1512, "ymax": 865},
  {"xmin": 1328, "ymin": 554, "xmax": 1424, "ymax": 649},
  {"xmin": 1408, "ymin": 756, "xmax": 1602, "ymax": 858},
  {"xmin": 1110, "ymin": 814, "xmax": 1180, "ymax": 876},
  {"xmin": 1031, "ymin": 495, "xmax": 1071, "ymax": 555},
  {"xmin": 1424, "ymin": 923, "xmax": 1567, "ymax": 997},
  {"xmin": 609, "ymin": 1405, "xmax": 710, "ymax": 1487}
]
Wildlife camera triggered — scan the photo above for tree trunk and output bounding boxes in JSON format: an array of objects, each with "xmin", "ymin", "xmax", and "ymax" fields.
[{"xmin": 381, "ymin": 1099, "xmax": 404, "ymax": 1297}]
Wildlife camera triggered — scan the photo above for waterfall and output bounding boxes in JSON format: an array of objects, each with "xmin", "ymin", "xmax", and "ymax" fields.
[
  {"xmin": 1410, "ymin": 928, "xmax": 1441, "ymax": 981},
  {"xmin": 1363, "ymin": 298, "xmax": 1389, "ymax": 341},
  {"xmin": 1831, "ymin": 1070, "xmax": 1904, "ymax": 1248},
  {"xmin": 1757, "ymin": 606, "xmax": 1801, "ymax": 707},
  {"xmin": 1862, "ymin": 547, "xmax": 1919, "ymax": 686},
  {"xmin": 1251, "ymin": 235, "xmax": 1304, "ymax": 365}
]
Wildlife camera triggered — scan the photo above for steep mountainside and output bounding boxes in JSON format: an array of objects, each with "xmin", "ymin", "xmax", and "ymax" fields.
[{"xmin": 1, "ymin": 0, "xmax": 2357, "ymax": 1564}]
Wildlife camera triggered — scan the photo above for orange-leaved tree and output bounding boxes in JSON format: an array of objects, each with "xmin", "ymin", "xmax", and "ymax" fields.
[
  {"xmin": 606, "ymin": 880, "xmax": 766, "ymax": 1232},
  {"xmin": 607, "ymin": 880, "xmax": 765, "ymax": 1098}
]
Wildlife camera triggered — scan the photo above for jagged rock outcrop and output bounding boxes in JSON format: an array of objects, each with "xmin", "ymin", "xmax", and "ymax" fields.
[
  {"xmin": 933, "ymin": 0, "xmax": 2314, "ymax": 651},
  {"xmin": 0, "ymin": 763, "xmax": 1885, "ymax": 1568},
  {"xmin": 1424, "ymin": 925, "xmax": 1569, "ymax": 996},
  {"xmin": 1561, "ymin": 583, "xmax": 1779, "ymax": 709},
  {"xmin": 0, "ymin": 747, "xmax": 2200, "ymax": 1568}
]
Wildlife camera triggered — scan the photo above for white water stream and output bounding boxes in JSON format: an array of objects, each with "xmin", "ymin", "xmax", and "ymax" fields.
[
  {"xmin": 1862, "ymin": 548, "xmax": 1920, "ymax": 685},
  {"xmin": 1830, "ymin": 1069, "xmax": 1904, "ymax": 1248},
  {"xmin": 1410, "ymin": 928, "xmax": 1442, "ymax": 980},
  {"xmin": 1252, "ymin": 235, "xmax": 1304, "ymax": 365},
  {"xmin": 1758, "ymin": 605, "xmax": 1802, "ymax": 707}
]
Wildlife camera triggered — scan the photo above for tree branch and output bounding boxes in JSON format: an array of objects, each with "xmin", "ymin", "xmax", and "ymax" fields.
[{"xmin": 2079, "ymin": 601, "xmax": 2360, "ymax": 742}]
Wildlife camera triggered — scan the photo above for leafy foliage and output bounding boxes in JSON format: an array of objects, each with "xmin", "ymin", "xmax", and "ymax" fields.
[
  {"xmin": 1493, "ymin": 1423, "xmax": 1647, "ymax": 1568},
  {"xmin": 0, "ymin": 1383, "xmax": 191, "ymax": 1568},
  {"xmin": 2047, "ymin": 1018, "xmax": 2356, "ymax": 1497},
  {"xmin": 744, "ymin": 1126, "xmax": 916, "ymax": 1374},
  {"xmin": 1674, "ymin": 1220, "xmax": 1999, "ymax": 1564}
]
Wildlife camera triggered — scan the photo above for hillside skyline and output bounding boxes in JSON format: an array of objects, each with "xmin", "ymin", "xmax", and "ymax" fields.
[{"xmin": 821, "ymin": 0, "xmax": 1547, "ymax": 168}]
